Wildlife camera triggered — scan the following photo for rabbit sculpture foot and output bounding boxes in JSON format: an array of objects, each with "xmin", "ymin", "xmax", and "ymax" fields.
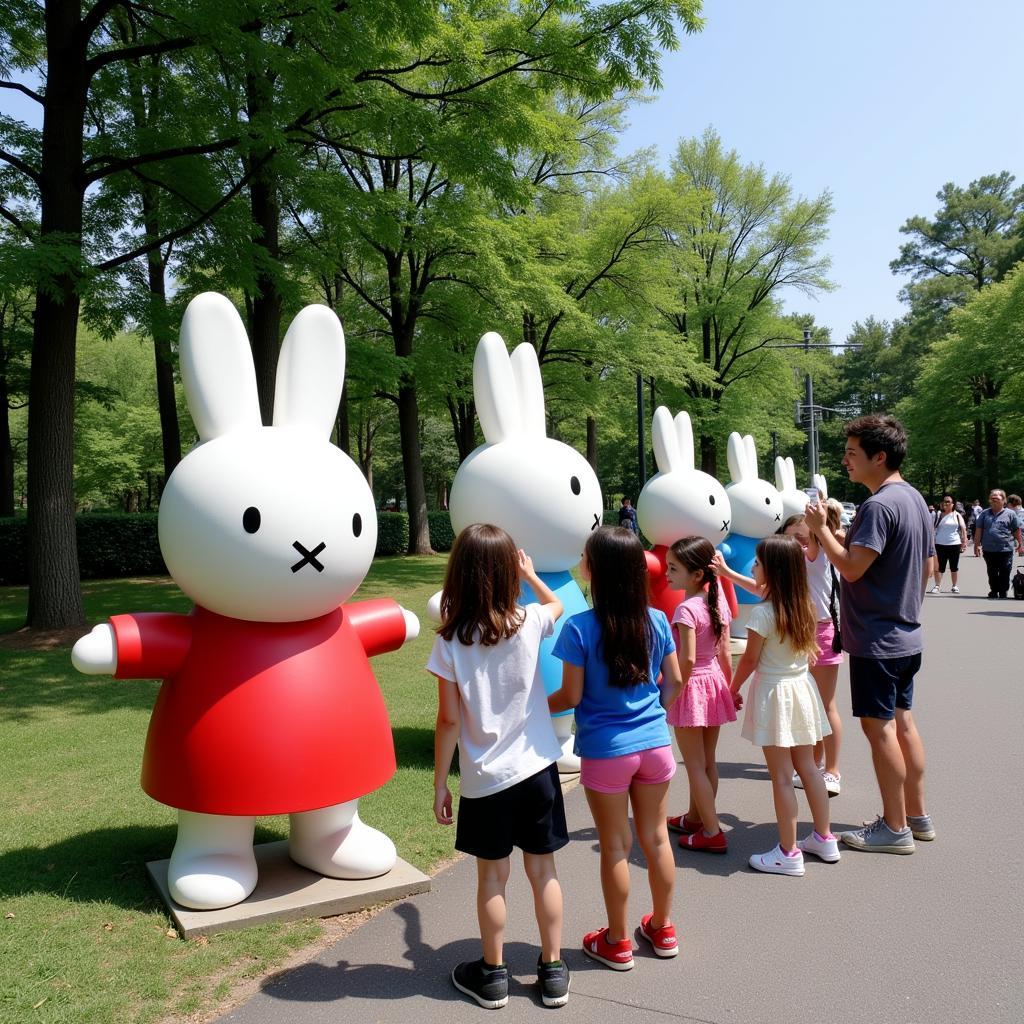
[
  {"xmin": 167, "ymin": 811, "xmax": 258, "ymax": 910},
  {"xmin": 553, "ymin": 716, "xmax": 581, "ymax": 774},
  {"xmin": 289, "ymin": 800, "xmax": 396, "ymax": 880}
]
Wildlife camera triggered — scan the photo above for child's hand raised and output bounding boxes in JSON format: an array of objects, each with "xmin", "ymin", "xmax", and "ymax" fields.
[
  {"xmin": 517, "ymin": 549, "xmax": 536, "ymax": 579},
  {"xmin": 709, "ymin": 551, "xmax": 727, "ymax": 576},
  {"xmin": 434, "ymin": 784, "xmax": 453, "ymax": 826}
]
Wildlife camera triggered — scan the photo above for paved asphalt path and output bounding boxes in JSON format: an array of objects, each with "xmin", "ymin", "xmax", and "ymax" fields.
[{"xmin": 219, "ymin": 554, "xmax": 1021, "ymax": 1024}]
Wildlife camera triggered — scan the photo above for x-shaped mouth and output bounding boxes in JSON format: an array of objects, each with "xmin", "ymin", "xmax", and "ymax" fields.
[
  {"xmin": 591, "ymin": 513, "xmax": 601, "ymax": 531},
  {"xmin": 774, "ymin": 512, "xmax": 782, "ymax": 522},
  {"xmin": 291, "ymin": 540, "xmax": 326, "ymax": 573},
  {"xmin": 721, "ymin": 519, "xmax": 731, "ymax": 533}
]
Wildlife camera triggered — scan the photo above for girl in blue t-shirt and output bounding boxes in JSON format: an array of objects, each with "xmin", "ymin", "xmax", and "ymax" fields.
[{"xmin": 550, "ymin": 526, "xmax": 683, "ymax": 971}]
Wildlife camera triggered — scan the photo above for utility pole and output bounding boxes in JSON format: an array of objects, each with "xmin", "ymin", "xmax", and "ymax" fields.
[
  {"xmin": 636, "ymin": 373, "xmax": 647, "ymax": 486},
  {"xmin": 804, "ymin": 328, "xmax": 817, "ymax": 477}
]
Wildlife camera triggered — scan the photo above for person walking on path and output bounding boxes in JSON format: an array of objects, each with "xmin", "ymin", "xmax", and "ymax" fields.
[
  {"xmin": 428, "ymin": 524, "xmax": 570, "ymax": 1009},
  {"xmin": 663, "ymin": 536, "xmax": 735, "ymax": 855},
  {"xmin": 805, "ymin": 415, "xmax": 935, "ymax": 855},
  {"xmin": 618, "ymin": 497, "xmax": 639, "ymax": 534},
  {"xmin": 972, "ymin": 489, "xmax": 1023, "ymax": 599},
  {"xmin": 727, "ymin": 535, "xmax": 838, "ymax": 876},
  {"xmin": 549, "ymin": 526, "xmax": 683, "ymax": 971},
  {"xmin": 931, "ymin": 494, "xmax": 967, "ymax": 594}
]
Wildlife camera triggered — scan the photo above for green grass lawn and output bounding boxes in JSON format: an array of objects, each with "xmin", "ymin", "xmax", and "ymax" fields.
[{"xmin": 0, "ymin": 556, "xmax": 454, "ymax": 1024}]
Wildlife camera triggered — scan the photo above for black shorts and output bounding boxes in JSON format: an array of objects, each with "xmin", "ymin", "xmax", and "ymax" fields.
[
  {"xmin": 455, "ymin": 763, "xmax": 569, "ymax": 861},
  {"xmin": 935, "ymin": 543, "xmax": 961, "ymax": 573},
  {"xmin": 849, "ymin": 653, "xmax": 921, "ymax": 720}
]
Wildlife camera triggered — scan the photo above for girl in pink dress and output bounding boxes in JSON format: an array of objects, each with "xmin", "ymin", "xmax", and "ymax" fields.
[{"xmin": 664, "ymin": 536, "xmax": 736, "ymax": 854}]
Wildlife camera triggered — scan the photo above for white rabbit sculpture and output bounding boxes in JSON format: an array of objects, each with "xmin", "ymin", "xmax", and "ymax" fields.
[
  {"xmin": 775, "ymin": 455, "xmax": 810, "ymax": 522},
  {"xmin": 447, "ymin": 332, "xmax": 603, "ymax": 773},
  {"xmin": 637, "ymin": 406, "xmax": 734, "ymax": 619},
  {"xmin": 72, "ymin": 292, "xmax": 419, "ymax": 911},
  {"xmin": 721, "ymin": 433, "xmax": 784, "ymax": 638}
]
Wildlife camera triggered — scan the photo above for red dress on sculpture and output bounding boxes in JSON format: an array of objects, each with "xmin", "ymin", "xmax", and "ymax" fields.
[{"xmin": 110, "ymin": 600, "xmax": 406, "ymax": 816}]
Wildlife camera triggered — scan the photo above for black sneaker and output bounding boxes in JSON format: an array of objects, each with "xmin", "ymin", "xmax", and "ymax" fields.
[
  {"xmin": 451, "ymin": 959, "xmax": 509, "ymax": 1009},
  {"xmin": 536, "ymin": 957, "xmax": 570, "ymax": 1007}
]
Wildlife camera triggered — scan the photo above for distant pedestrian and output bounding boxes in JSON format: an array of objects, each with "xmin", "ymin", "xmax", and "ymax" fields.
[
  {"xmin": 973, "ymin": 489, "xmax": 1024, "ymax": 599},
  {"xmin": 1008, "ymin": 494, "xmax": 1024, "ymax": 533},
  {"xmin": 618, "ymin": 497, "xmax": 639, "ymax": 534},
  {"xmin": 549, "ymin": 526, "xmax": 683, "ymax": 969},
  {"xmin": 930, "ymin": 494, "xmax": 967, "ymax": 594},
  {"xmin": 429, "ymin": 524, "xmax": 570, "ymax": 1009},
  {"xmin": 805, "ymin": 414, "xmax": 935, "ymax": 855},
  {"xmin": 728, "ymin": 534, "xmax": 837, "ymax": 875}
]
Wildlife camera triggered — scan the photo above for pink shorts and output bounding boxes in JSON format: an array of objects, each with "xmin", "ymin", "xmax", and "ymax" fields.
[
  {"xmin": 580, "ymin": 745, "xmax": 676, "ymax": 794},
  {"xmin": 810, "ymin": 619, "xmax": 844, "ymax": 668}
]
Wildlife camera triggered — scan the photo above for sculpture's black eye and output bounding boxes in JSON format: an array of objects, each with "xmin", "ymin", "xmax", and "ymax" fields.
[
  {"xmin": 709, "ymin": 495, "xmax": 716, "ymax": 506},
  {"xmin": 352, "ymin": 513, "xmax": 362, "ymax": 538},
  {"xmin": 570, "ymin": 476, "xmax": 581, "ymax": 495},
  {"xmin": 765, "ymin": 497, "xmax": 771, "ymax": 505},
  {"xmin": 243, "ymin": 506, "xmax": 261, "ymax": 533}
]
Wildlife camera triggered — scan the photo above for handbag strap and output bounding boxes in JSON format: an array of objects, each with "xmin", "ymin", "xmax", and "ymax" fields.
[{"xmin": 828, "ymin": 563, "xmax": 840, "ymax": 631}]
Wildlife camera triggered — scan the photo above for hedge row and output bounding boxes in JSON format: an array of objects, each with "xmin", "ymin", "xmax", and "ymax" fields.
[{"xmin": 0, "ymin": 510, "xmax": 458, "ymax": 585}]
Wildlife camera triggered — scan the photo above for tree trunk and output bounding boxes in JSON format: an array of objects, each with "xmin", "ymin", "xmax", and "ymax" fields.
[
  {"xmin": 141, "ymin": 193, "xmax": 182, "ymax": 483},
  {"xmin": 0, "ymin": 370, "xmax": 13, "ymax": 517},
  {"xmin": 26, "ymin": 4, "xmax": 87, "ymax": 628},
  {"xmin": 336, "ymin": 383, "xmax": 351, "ymax": 455},
  {"xmin": 700, "ymin": 433, "xmax": 717, "ymax": 477},
  {"xmin": 247, "ymin": 160, "xmax": 282, "ymax": 423},
  {"xmin": 446, "ymin": 394, "xmax": 476, "ymax": 463},
  {"xmin": 398, "ymin": 383, "xmax": 432, "ymax": 554},
  {"xmin": 586, "ymin": 415, "xmax": 597, "ymax": 473}
]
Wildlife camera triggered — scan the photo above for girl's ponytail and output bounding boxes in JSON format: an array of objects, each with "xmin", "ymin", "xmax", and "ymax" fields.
[{"xmin": 705, "ymin": 573, "xmax": 724, "ymax": 643}]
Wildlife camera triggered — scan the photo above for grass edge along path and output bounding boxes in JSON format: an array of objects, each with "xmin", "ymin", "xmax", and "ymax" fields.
[{"xmin": 0, "ymin": 556, "xmax": 454, "ymax": 1024}]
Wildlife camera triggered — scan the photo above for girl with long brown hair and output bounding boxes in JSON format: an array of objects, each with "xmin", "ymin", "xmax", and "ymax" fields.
[
  {"xmin": 548, "ymin": 526, "xmax": 683, "ymax": 970},
  {"xmin": 428, "ymin": 523, "xmax": 571, "ymax": 1009},
  {"xmin": 663, "ymin": 536, "xmax": 736, "ymax": 854},
  {"xmin": 729, "ymin": 534, "xmax": 838, "ymax": 876}
]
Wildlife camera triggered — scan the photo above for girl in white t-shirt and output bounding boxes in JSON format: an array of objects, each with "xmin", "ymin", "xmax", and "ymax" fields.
[
  {"xmin": 428, "ymin": 523, "xmax": 569, "ymax": 1009},
  {"xmin": 729, "ymin": 535, "xmax": 839, "ymax": 876}
]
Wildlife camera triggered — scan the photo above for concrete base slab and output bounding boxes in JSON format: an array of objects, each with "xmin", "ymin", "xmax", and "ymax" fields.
[{"xmin": 147, "ymin": 842, "xmax": 431, "ymax": 938}]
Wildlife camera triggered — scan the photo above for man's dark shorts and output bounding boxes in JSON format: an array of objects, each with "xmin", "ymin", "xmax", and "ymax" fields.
[
  {"xmin": 455, "ymin": 763, "xmax": 569, "ymax": 861},
  {"xmin": 849, "ymin": 653, "xmax": 922, "ymax": 720}
]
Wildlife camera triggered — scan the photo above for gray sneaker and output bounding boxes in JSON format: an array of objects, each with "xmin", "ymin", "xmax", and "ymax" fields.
[
  {"xmin": 537, "ymin": 957, "xmax": 570, "ymax": 1008},
  {"xmin": 907, "ymin": 814, "xmax": 936, "ymax": 841},
  {"xmin": 841, "ymin": 815, "xmax": 915, "ymax": 854}
]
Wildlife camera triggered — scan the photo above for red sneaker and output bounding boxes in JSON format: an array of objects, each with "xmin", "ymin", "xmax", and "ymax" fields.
[
  {"xmin": 678, "ymin": 829, "xmax": 728, "ymax": 854},
  {"xmin": 638, "ymin": 913, "xmax": 679, "ymax": 958},
  {"xmin": 666, "ymin": 813, "xmax": 702, "ymax": 835},
  {"xmin": 582, "ymin": 927, "xmax": 634, "ymax": 971}
]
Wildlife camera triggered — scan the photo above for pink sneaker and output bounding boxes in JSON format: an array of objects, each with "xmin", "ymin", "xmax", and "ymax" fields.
[
  {"xmin": 582, "ymin": 927, "xmax": 634, "ymax": 970},
  {"xmin": 638, "ymin": 913, "xmax": 678, "ymax": 958}
]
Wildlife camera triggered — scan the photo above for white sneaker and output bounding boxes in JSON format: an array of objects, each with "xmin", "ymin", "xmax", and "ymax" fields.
[
  {"xmin": 951, "ymin": 586, "xmax": 960, "ymax": 594},
  {"xmin": 798, "ymin": 831, "xmax": 841, "ymax": 863},
  {"xmin": 749, "ymin": 844, "xmax": 805, "ymax": 876},
  {"xmin": 792, "ymin": 770, "xmax": 803, "ymax": 789},
  {"xmin": 929, "ymin": 585, "xmax": 940, "ymax": 594},
  {"xmin": 822, "ymin": 771, "xmax": 841, "ymax": 796}
]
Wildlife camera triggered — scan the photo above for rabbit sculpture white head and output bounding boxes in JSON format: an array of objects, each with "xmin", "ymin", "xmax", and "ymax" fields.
[
  {"xmin": 726, "ymin": 433, "xmax": 784, "ymax": 537},
  {"xmin": 159, "ymin": 292, "xmax": 376, "ymax": 621},
  {"xmin": 774, "ymin": 455, "xmax": 809, "ymax": 522},
  {"xmin": 812, "ymin": 473, "xmax": 828, "ymax": 501},
  {"xmin": 637, "ymin": 406, "xmax": 732, "ymax": 546},
  {"xmin": 448, "ymin": 332, "xmax": 602, "ymax": 570}
]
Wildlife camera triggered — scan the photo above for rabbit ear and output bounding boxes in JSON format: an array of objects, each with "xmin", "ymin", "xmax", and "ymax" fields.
[
  {"xmin": 474, "ymin": 332, "xmax": 520, "ymax": 443},
  {"xmin": 652, "ymin": 406, "xmax": 680, "ymax": 472},
  {"xmin": 744, "ymin": 435, "xmax": 758, "ymax": 477},
  {"xmin": 785, "ymin": 457, "xmax": 797, "ymax": 491},
  {"xmin": 179, "ymin": 292, "xmax": 262, "ymax": 442},
  {"xmin": 273, "ymin": 305, "xmax": 345, "ymax": 436},
  {"xmin": 774, "ymin": 456, "xmax": 789, "ymax": 491},
  {"xmin": 814, "ymin": 473, "xmax": 829, "ymax": 501},
  {"xmin": 674, "ymin": 412, "xmax": 695, "ymax": 471},
  {"xmin": 727, "ymin": 432, "xmax": 749, "ymax": 483},
  {"xmin": 510, "ymin": 343, "xmax": 546, "ymax": 438}
]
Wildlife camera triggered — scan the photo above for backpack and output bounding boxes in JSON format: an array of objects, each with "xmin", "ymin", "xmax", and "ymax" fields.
[{"xmin": 1013, "ymin": 567, "xmax": 1024, "ymax": 600}]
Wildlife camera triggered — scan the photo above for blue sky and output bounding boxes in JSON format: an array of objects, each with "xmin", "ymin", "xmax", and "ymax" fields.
[{"xmin": 617, "ymin": 0, "xmax": 1024, "ymax": 342}]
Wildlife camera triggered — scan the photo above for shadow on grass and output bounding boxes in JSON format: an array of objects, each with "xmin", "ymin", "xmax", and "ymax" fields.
[
  {"xmin": 391, "ymin": 726, "xmax": 436, "ymax": 771},
  {"xmin": 253, "ymin": 901, "xmax": 604, "ymax": 1008},
  {"xmin": 0, "ymin": 822, "xmax": 289, "ymax": 910}
]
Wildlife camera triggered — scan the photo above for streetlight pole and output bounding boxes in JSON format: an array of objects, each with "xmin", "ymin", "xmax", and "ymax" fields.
[
  {"xmin": 803, "ymin": 328, "xmax": 817, "ymax": 477},
  {"xmin": 636, "ymin": 372, "xmax": 646, "ymax": 487}
]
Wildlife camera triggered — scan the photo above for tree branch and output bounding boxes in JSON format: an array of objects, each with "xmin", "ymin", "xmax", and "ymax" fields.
[
  {"xmin": 0, "ymin": 80, "xmax": 44, "ymax": 104},
  {"xmin": 83, "ymin": 136, "xmax": 241, "ymax": 184},
  {"xmin": 0, "ymin": 149, "xmax": 41, "ymax": 185}
]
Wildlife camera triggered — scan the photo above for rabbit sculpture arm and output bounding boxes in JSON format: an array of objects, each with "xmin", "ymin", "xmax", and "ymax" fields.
[
  {"xmin": 72, "ymin": 614, "xmax": 192, "ymax": 677},
  {"xmin": 344, "ymin": 599, "xmax": 419, "ymax": 657}
]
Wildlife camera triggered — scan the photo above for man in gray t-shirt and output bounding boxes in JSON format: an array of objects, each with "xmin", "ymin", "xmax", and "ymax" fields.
[{"xmin": 806, "ymin": 415, "xmax": 935, "ymax": 856}]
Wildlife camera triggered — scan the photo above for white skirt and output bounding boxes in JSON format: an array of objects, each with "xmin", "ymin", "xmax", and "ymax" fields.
[{"xmin": 741, "ymin": 670, "xmax": 831, "ymax": 748}]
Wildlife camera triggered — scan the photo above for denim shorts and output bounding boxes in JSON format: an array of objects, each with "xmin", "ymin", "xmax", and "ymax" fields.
[{"xmin": 849, "ymin": 653, "xmax": 921, "ymax": 720}]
